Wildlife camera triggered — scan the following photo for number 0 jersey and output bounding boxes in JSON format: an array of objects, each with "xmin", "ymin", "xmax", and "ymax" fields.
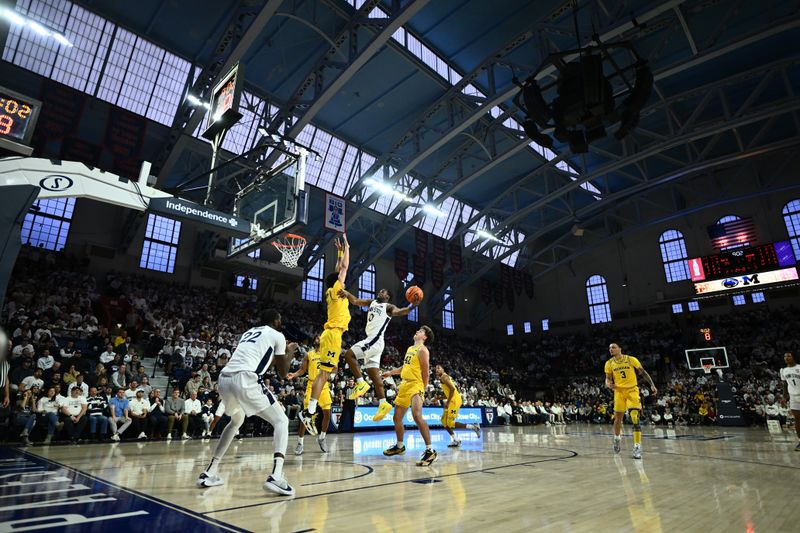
[
  {"xmin": 364, "ymin": 301, "xmax": 391, "ymax": 338},
  {"xmin": 604, "ymin": 355, "xmax": 642, "ymax": 389},
  {"xmin": 223, "ymin": 325, "xmax": 286, "ymax": 375}
]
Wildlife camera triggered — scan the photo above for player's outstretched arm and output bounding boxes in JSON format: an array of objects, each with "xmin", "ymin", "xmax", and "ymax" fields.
[
  {"xmin": 382, "ymin": 367, "xmax": 401, "ymax": 378},
  {"xmin": 636, "ymin": 366, "xmax": 657, "ymax": 395},
  {"xmin": 337, "ymin": 233, "xmax": 349, "ymax": 284},
  {"xmin": 387, "ymin": 303, "xmax": 415, "ymax": 317},
  {"xmin": 287, "ymin": 353, "xmax": 309, "ymax": 380},
  {"xmin": 274, "ymin": 342, "xmax": 298, "ymax": 379},
  {"xmin": 338, "ymin": 288, "xmax": 371, "ymax": 307}
]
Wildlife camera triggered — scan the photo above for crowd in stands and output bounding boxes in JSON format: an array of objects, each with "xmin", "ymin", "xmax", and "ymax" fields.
[{"xmin": 1, "ymin": 246, "xmax": 798, "ymax": 446}]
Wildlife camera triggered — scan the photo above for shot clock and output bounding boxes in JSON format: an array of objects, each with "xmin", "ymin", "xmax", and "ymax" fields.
[{"xmin": 0, "ymin": 86, "xmax": 42, "ymax": 155}]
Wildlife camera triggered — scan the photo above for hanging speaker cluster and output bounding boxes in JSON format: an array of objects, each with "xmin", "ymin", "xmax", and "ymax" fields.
[{"xmin": 514, "ymin": 40, "xmax": 653, "ymax": 154}]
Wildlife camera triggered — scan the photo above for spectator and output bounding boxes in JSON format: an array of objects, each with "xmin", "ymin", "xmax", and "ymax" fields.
[
  {"xmin": 124, "ymin": 381, "xmax": 140, "ymax": 401},
  {"xmin": 63, "ymin": 364, "xmax": 79, "ymax": 385},
  {"xmin": 99, "ymin": 344, "xmax": 116, "ymax": 365},
  {"xmin": 111, "ymin": 365, "xmax": 130, "ymax": 390},
  {"xmin": 36, "ymin": 386, "xmax": 61, "ymax": 444},
  {"xmin": 165, "ymin": 389, "xmax": 187, "ymax": 440},
  {"xmin": 108, "ymin": 388, "xmax": 132, "ymax": 441},
  {"xmin": 86, "ymin": 386, "xmax": 109, "ymax": 441},
  {"xmin": 184, "ymin": 391, "xmax": 202, "ymax": 438},
  {"xmin": 37, "ymin": 350, "xmax": 55, "ymax": 371},
  {"xmin": 10, "ymin": 358, "xmax": 34, "ymax": 392},
  {"xmin": 61, "ymin": 386, "xmax": 88, "ymax": 444},
  {"xmin": 21, "ymin": 368, "xmax": 44, "ymax": 391},
  {"xmin": 68, "ymin": 374, "xmax": 89, "ymax": 397},
  {"xmin": 129, "ymin": 389, "xmax": 150, "ymax": 440},
  {"xmin": 201, "ymin": 398, "xmax": 215, "ymax": 438},
  {"xmin": 148, "ymin": 389, "xmax": 167, "ymax": 439},
  {"xmin": 15, "ymin": 387, "xmax": 37, "ymax": 445}
]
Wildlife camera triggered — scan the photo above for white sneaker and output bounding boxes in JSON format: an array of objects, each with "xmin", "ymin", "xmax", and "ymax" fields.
[
  {"xmin": 469, "ymin": 424, "xmax": 481, "ymax": 437},
  {"xmin": 447, "ymin": 439, "xmax": 461, "ymax": 448},
  {"xmin": 138, "ymin": 432, "xmax": 147, "ymax": 440},
  {"xmin": 632, "ymin": 444, "xmax": 642, "ymax": 460},
  {"xmin": 197, "ymin": 472, "xmax": 224, "ymax": 488},
  {"xmin": 317, "ymin": 436, "xmax": 328, "ymax": 453},
  {"xmin": 263, "ymin": 475, "xmax": 295, "ymax": 496},
  {"xmin": 110, "ymin": 434, "xmax": 120, "ymax": 442},
  {"xmin": 182, "ymin": 433, "xmax": 191, "ymax": 440},
  {"xmin": 166, "ymin": 433, "xmax": 173, "ymax": 440},
  {"xmin": 294, "ymin": 442, "xmax": 304, "ymax": 456}
]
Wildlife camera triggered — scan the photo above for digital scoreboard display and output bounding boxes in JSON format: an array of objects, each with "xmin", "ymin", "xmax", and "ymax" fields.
[
  {"xmin": 0, "ymin": 86, "xmax": 42, "ymax": 154},
  {"xmin": 202, "ymin": 63, "xmax": 244, "ymax": 140},
  {"xmin": 687, "ymin": 241, "xmax": 796, "ymax": 281}
]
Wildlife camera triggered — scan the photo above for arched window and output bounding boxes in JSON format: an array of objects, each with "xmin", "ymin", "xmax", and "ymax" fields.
[
  {"xmin": 442, "ymin": 286, "xmax": 455, "ymax": 330},
  {"xmin": 658, "ymin": 230, "xmax": 690, "ymax": 282},
  {"xmin": 717, "ymin": 215, "xmax": 740, "ymax": 224},
  {"xmin": 358, "ymin": 264, "xmax": 376, "ymax": 311},
  {"xmin": 302, "ymin": 248, "xmax": 324, "ymax": 302},
  {"xmin": 586, "ymin": 275, "xmax": 611, "ymax": 324},
  {"xmin": 783, "ymin": 199, "xmax": 800, "ymax": 259}
]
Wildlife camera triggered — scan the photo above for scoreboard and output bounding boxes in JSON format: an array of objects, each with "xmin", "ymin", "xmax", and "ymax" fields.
[
  {"xmin": 687, "ymin": 241, "xmax": 796, "ymax": 281},
  {"xmin": 0, "ymin": 86, "xmax": 42, "ymax": 155},
  {"xmin": 688, "ymin": 241, "xmax": 799, "ymax": 295}
]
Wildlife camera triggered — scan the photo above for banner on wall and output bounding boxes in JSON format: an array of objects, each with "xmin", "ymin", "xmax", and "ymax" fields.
[
  {"xmin": 35, "ymin": 80, "xmax": 85, "ymax": 141},
  {"xmin": 415, "ymin": 228, "xmax": 429, "ymax": 257},
  {"xmin": 493, "ymin": 282, "xmax": 503, "ymax": 309},
  {"xmin": 480, "ymin": 279, "xmax": 492, "ymax": 304},
  {"xmin": 450, "ymin": 242, "xmax": 462, "ymax": 273},
  {"xmin": 60, "ymin": 138, "xmax": 101, "ymax": 166},
  {"xmin": 413, "ymin": 254, "xmax": 427, "ymax": 285},
  {"xmin": 523, "ymin": 272, "xmax": 534, "ymax": 298},
  {"xmin": 106, "ymin": 107, "xmax": 147, "ymax": 178},
  {"xmin": 324, "ymin": 193, "xmax": 346, "ymax": 232},
  {"xmin": 395, "ymin": 248, "xmax": 409, "ymax": 280}
]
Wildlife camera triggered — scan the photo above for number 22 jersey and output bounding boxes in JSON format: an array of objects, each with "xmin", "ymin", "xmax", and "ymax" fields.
[{"xmin": 223, "ymin": 325, "xmax": 286, "ymax": 375}]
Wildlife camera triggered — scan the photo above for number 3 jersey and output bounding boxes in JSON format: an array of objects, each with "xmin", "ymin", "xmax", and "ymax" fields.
[
  {"xmin": 224, "ymin": 325, "xmax": 286, "ymax": 375},
  {"xmin": 604, "ymin": 355, "xmax": 642, "ymax": 389}
]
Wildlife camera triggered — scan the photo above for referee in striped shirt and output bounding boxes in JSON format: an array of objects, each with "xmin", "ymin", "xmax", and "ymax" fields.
[{"xmin": 1, "ymin": 328, "xmax": 10, "ymax": 408}]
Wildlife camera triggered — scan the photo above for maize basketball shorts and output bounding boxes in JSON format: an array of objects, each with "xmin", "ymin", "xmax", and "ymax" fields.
[
  {"xmin": 441, "ymin": 395, "xmax": 463, "ymax": 428},
  {"xmin": 318, "ymin": 328, "xmax": 343, "ymax": 371},
  {"xmin": 304, "ymin": 384, "xmax": 332, "ymax": 410},
  {"xmin": 613, "ymin": 386, "xmax": 641, "ymax": 413},
  {"xmin": 394, "ymin": 380, "xmax": 425, "ymax": 408}
]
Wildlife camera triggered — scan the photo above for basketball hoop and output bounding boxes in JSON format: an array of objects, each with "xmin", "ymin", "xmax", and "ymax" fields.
[
  {"xmin": 702, "ymin": 362, "xmax": 713, "ymax": 375},
  {"xmin": 271, "ymin": 233, "xmax": 306, "ymax": 268}
]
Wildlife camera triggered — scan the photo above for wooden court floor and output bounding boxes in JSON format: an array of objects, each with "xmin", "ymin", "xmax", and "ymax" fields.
[{"xmin": 16, "ymin": 424, "xmax": 800, "ymax": 532}]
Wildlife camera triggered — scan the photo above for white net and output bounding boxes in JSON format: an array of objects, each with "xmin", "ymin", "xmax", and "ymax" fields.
[{"xmin": 271, "ymin": 234, "xmax": 306, "ymax": 268}]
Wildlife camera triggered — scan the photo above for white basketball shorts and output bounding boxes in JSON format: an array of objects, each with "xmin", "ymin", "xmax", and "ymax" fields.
[
  {"xmin": 351, "ymin": 338, "xmax": 384, "ymax": 370},
  {"xmin": 790, "ymin": 395, "xmax": 800, "ymax": 411},
  {"xmin": 218, "ymin": 371, "xmax": 283, "ymax": 420}
]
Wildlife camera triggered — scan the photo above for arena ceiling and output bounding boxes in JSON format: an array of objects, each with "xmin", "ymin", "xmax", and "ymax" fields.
[{"xmin": 26, "ymin": 0, "xmax": 800, "ymax": 314}]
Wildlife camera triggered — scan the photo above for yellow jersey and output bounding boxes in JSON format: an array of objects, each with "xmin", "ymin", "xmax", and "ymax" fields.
[
  {"xmin": 400, "ymin": 344, "xmax": 424, "ymax": 383},
  {"xmin": 324, "ymin": 279, "xmax": 350, "ymax": 330},
  {"xmin": 440, "ymin": 372, "xmax": 460, "ymax": 401},
  {"xmin": 604, "ymin": 355, "xmax": 642, "ymax": 389},
  {"xmin": 307, "ymin": 349, "xmax": 321, "ymax": 383}
]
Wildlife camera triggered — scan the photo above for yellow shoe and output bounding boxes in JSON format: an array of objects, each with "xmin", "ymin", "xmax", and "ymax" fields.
[
  {"xmin": 372, "ymin": 401, "xmax": 392, "ymax": 422},
  {"xmin": 348, "ymin": 380, "xmax": 370, "ymax": 400}
]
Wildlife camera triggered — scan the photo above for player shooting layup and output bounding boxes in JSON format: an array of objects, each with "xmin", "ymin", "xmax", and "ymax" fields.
[
  {"xmin": 604, "ymin": 343, "xmax": 657, "ymax": 459},
  {"xmin": 780, "ymin": 351, "xmax": 800, "ymax": 451},
  {"xmin": 337, "ymin": 287, "xmax": 416, "ymax": 421},
  {"xmin": 300, "ymin": 234, "xmax": 350, "ymax": 435},
  {"xmin": 197, "ymin": 309, "xmax": 297, "ymax": 495}
]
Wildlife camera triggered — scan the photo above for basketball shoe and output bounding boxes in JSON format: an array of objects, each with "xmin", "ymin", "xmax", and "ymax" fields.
[
  {"xmin": 348, "ymin": 380, "xmax": 370, "ymax": 400},
  {"xmin": 317, "ymin": 435, "xmax": 329, "ymax": 453},
  {"xmin": 632, "ymin": 444, "xmax": 642, "ymax": 460},
  {"xmin": 469, "ymin": 423, "xmax": 481, "ymax": 437},
  {"xmin": 299, "ymin": 409, "xmax": 318, "ymax": 436},
  {"xmin": 383, "ymin": 444, "xmax": 406, "ymax": 456},
  {"xmin": 294, "ymin": 441, "xmax": 304, "ymax": 455},
  {"xmin": 416, "ymin": 449, "xmax": 438, "ymax": 466},
  {"xmin": 197, "ymin": 472, "xmax": 224, "ymax": 488},
  {"xmin": 263, "ymin": 475, "xmax": 295, "ymax": 496},
  {"xmin": 613, "ymin": 436, "xmax": 621, "ymax": 454},
  {"xmin": 448, "ymin": 439, "xmax": 461, "ymax": 448},
  {"xmin": 372, "ymin": 401, "xmax": 392, "ymax": 422}
]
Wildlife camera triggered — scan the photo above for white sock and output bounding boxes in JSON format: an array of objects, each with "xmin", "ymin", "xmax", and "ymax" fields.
[
  {"xmin": 319, "ymin": 432, "xmax": 326, "ymax": 439},
  {"xmin": 297, "ymin": 436, "xmax": 304, "ymax": 444},
  {"xmin": 397, "ymin": 440, "xmax": 403, "ymax": 447},
  {"xmin": 426, "ymin": 445, "xmax": 432, "ymax": 451},
  {"xmin": 308, "ymin": 399, "xmax": 318, "ymax": 414},
  {"xmin": 206, "ymin": 457, "xmax": 220, "ymax": 476},
  {"xmin": 379, "ymin": 398, "xmax": 388, "ymax": 405},
  {"xmin": 357, "ymin": 377, "xmax": 364, "ymax": 384},
  {"xmin": 272, "ymin": 455, "xmax": 284, "ymax": 478}
]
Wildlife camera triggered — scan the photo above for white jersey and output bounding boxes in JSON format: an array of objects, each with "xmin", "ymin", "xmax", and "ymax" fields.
[
  {"xmin": 780, "ymin": 365, "xmax": 800, "ymax": 396},
  {"xmin": 223, "ymin": 325, "xmax": 286, "ymax": 375},
  {"xmin": 364, "ymin": 301, "xmax": 391, "ymax": 341}
]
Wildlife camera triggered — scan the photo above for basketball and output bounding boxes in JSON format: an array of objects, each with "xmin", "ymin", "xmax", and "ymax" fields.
[{"xmin": 405, "ymin": 286, "xmax": 423, "ymax": 304}]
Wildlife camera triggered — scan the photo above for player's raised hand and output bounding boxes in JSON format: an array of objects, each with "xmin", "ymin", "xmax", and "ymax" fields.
[
  {"xmin": 334, "ymin": 237, "xmax": 342, "ymax": 251},
  {"xmin": 286, "ymin": 372, "xmax": 296, "ymax": 380},
  {"xmin": 342, "ymin": 232, "xmax": 349, "ymax": 246}
]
